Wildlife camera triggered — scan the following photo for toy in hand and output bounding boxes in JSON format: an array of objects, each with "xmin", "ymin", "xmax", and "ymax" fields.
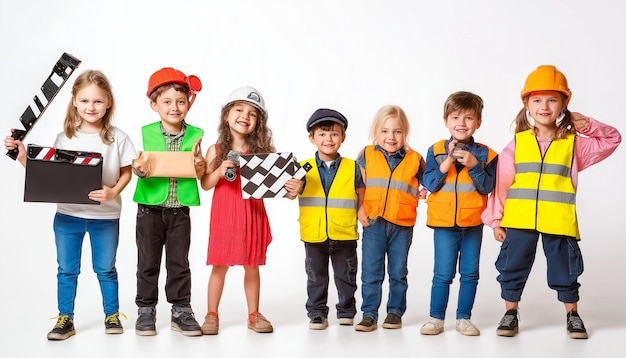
[{"xmin": 225, "ymin": 150, "xmax": 241, "ymax": 182}]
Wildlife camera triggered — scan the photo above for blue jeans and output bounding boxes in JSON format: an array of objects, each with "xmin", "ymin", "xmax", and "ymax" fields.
[
  {"xmin": 360, "ymin": 218, "xmax": 413, "ymax": 321},
  {"xmin": 54, "ymin": 213, "xmax": 120, "ymax": 317},
  {"xmin": 429, "ymin": 226, "xmax": 482, "ymax": 320},
  {"xmin": 304, "ymin": 240, "xmax": 358, "ymax": 319},
  {"xmin": 496, "ymin": 228, "xmax": 583, "ymax": 303}
]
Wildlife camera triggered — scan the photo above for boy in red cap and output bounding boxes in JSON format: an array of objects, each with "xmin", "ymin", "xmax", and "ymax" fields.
[{"xmin": 133, "ymin": 67, "xmax": 206, "ymax": 337}]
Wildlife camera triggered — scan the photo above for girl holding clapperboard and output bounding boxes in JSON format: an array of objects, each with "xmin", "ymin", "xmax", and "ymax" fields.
[
  {"xmin": 4, "ymin": 70, "xmax": 136, "ymax": 340},
  {"xmin": 199, "ymin": 86, "xmax": 302, "ymax": 334}
]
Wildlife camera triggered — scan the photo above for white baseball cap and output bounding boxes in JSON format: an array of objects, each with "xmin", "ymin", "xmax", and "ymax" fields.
[{"xmin": 223, "ymin": 86, "xmax": 267, "ymax": 115}]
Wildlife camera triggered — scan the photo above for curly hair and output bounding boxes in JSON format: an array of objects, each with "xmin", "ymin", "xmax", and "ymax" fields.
[{"xmin": 212, "ymin": 102, "xmax": 275, "ymax": 170}]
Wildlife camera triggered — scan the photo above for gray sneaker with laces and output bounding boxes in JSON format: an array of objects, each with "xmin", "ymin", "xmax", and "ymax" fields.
[
  {"xmin": 135, "ymin": 306, "xmax": 157, "ymax": 336},
  {"xmin": 566, "ymin": 310, "xmax": 588, "ymax": 339},
  {"xmin": 171, "ymin": 305, "xmax": 202, "ymax": 336},
  {"xmin": 496, "ymin": 308, "xmax": 519, "ymax": 337}
]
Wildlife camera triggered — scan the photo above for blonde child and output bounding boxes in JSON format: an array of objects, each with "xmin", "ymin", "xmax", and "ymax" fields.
[
  {"xmin": 4, "ymin": 70, "xmax": 137, "ymax": 340},
  {"xmin": 200, "ymin": 86, "xmax": 301, "ymax": 334},
  {"xmin": 298, "ymin": 108, "xmax": 365, "ymax": 329},
  {"xmin": 355, "ymin": 105, "xmax": 425, "ymax": 332},
  {"xmin": 133, "ymin": 67, "xmax": 205, "ymax": 337},
  {"xmin": 481, "ymin": 65, "xmax": 621, "ymax": 339},
  {"xmin": 420, "ymin": 91, "xmax": 498, "ymax": 336}
]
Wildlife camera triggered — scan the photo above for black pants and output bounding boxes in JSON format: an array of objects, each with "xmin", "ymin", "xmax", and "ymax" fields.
[
  {"xmin": 304, "ymin": 239, "xmax": 358, "ymax": 319},
  {"xmin": 135, "ymin": 204, "xmax": 192, "ymax": 307}
]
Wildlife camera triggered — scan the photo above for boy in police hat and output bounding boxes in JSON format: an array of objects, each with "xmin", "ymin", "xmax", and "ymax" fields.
[
  {"xmin": 297, "ymin": 108, "xmax": 365, "ymax": 329},
  {"xmin": 133, "ymin": 67, "xmax": 205, "ymax": 337}
]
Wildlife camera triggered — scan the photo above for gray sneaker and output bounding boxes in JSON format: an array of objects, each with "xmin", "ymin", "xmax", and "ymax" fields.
[
  {"xmin": 135, "ymin": 307, "xmax": 157, "ymax": 336},
  {"xmin": 171, "ymin": 306, "xmax": 202, "ymax": 336}
]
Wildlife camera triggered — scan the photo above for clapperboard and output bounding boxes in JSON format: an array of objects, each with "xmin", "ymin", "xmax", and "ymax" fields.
[
  {"xmin": 7, "ymin": 53, "xmax": 81, "ymax": 160},
  {"xmin": 25, "ymin": 144, "xmax": 103, "ymax": 205},
  {"xmin": 238, "ymin": 152, "xmax": 311, "ymax": 199}
]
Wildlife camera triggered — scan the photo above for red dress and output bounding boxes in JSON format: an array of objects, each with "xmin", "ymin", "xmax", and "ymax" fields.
[{"xmin": 206, "ymin": 166, "xmax": 273, "ymax": 266}]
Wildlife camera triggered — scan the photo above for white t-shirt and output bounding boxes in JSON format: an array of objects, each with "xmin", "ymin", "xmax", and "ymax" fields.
[{"xmin": 54, "ymin": 127, "xmax": 137, "ymax": 219}]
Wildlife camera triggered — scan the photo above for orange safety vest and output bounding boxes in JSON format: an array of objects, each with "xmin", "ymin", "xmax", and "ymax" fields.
[
  {"xmin": 501, "ymin": 130, "xmax": 579, "ymax": 238},
  {"xmin": 426, "ymin": 140, "xmax": 497, "ymax": 228},
  {"xmin": 362, "ymin": 145, "xmax": 421, "ymax": 227}
]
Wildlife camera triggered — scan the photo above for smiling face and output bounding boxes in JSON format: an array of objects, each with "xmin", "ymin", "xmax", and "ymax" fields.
[
  {"xmin": 375, "ymin": 115, "xmax": 405, "ymax": 153},
  {"xmin": 225, "ymin": 101, "xmax": 259, "ymax": 137},
  {"xmin": 309, "ymin": 123, "xmax": 345, "ymax": 161},
  {"xmin": 72, "ymin": 84, "xmax": 111, "ymax": 131},
  {"xmin": 150, "ymin": 87, "xmax": 189, "ymax": 133},
  {"xmin": 444, "ymin": 109, "xmax": 481, "ymax": 143},
  {"xmin": 526, "ymin": 90, "xmax": 566, "ymax": 130}
]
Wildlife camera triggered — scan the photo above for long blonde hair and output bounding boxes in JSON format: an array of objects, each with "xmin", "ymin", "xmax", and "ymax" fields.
[
  {"xmin": 368, "ymin": 105, "xmax": 411, "ymax": 149},
  {"xmin": 64, "ymin": 70, "xmax": 116, "ymax": 144}
]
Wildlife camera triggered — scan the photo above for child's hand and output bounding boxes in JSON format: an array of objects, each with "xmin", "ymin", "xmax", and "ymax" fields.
[
  {"xmin": 284, "ymin": 178, "xmax": 302, "ymax": 199},
  {"xmin": 4, "ymin": 131, "xmax": 27, "ymax": 166},
  {"xmin": 493, "ymin": 227, "xmax": 506, "ymax": 242},
  {"xmin": 88, "ymin": 185, "xmax": 116, "ymax": 202},
  {"xmin": 218, "ymin": 159, "xmax": 236, "ymax": 177},
  {"xmin": 358, "ymin": 206, "xmax": 370, "ymax": 227},
  {"xmin": 456, "ymin": 150, "xmax": 478, "ymax": 168},
  {"xmin": 570, "ymin": 112, "xmax": 589, "ymax": 132}
]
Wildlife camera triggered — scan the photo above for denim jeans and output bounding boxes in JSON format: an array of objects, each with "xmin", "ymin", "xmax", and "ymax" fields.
[
  {"xmin": 429, "ymin": 226, "xmax": 482, "ymax": 320},
  {"xmin": 360, "ymin": 218, "xmax": 413, "ymax": 321},
  {"xmin": 496, "ymin": 228, "xmax": 583, "ymax": 303},
  {"xmin": 135, "ymin": 204, "xmax": 192, "ymax": 307},
  {"xmin": 304, "ymin": 240, "xmax": 358, "ymax": 319},
  {"xmin": 53, "ymin": 213, "xmax": 120, "ymax": 317}
]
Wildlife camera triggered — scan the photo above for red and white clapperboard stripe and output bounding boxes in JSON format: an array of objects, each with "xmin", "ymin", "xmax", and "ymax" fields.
[
  {"xmin": 238, "ymin": 152, "xmax": 311, "ymax": 199},
  {"xmin": 28, "ymin": 145, "xmax": 101, "ymax": 165},
  {"xmin": 30, "ymin": 145, "xmax": 56, "ymax": 161}
]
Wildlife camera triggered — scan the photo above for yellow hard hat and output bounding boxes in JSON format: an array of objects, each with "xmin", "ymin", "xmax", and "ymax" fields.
[{"xmin": 521, "ymin": 65, "xmax": 571, "ymax": 104}]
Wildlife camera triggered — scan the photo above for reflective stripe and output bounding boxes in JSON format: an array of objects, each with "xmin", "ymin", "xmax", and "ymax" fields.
[
  {"xmin": 366, "ymin": 177, "xmax": 418, "ymax": 198},
  {"xmin": 506, "ymin": 188, "xmax": 576, "ymax": 204},
  {"xmin": 439, "ymin": 182, "xmax": 477, "ymax": 193},
  {"xmin": 516, "ymin": 162, "xmax": 571, "ymax": 177},
  {"xmin": 298, "ymin": 197, "xmax": 358, "ymax": 209}
]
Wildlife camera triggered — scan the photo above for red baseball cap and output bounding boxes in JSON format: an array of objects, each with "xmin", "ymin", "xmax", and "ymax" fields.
[{"xmin": 147, "ymin": 67, "xmax": 202, "ymax": 108}]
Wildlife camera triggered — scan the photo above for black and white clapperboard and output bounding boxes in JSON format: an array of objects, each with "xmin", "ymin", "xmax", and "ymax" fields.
[
  {"xmin": 25, "ymin": 144, "xmax": 103, "ymax": 205},
  {"xmin": 238, "ymin": 152, "xmax": 311, "ymax": 199}
]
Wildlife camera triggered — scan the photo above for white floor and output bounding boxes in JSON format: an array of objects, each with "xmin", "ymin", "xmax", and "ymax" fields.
[{"xmin": 1, "ymin": 200, "xmax": 624, "ymax": 358}]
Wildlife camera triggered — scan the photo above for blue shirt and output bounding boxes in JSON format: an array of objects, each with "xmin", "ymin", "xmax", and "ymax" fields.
[{"xmin": 301, "ymin": 152, "xmax": 364, "ymax": 194}]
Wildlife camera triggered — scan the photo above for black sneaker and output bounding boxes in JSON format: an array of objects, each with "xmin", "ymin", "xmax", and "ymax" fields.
[
  {"xmin": 355, "ymin": 316, "xmax": 377, "ymax": 332},
  {"xmin": 105, "ymin": 312, "xmax": 125, "ymax": 334},
  {"xmin": 171, "ymin": 306, "xmax": 202, "ymax": 336},
  {"xmin": 567, "ymin": 310, "xmax": 588, "ymax": 339},
  {"xmin": 496, "ymin": 308, "xmax": 519, "ymax": 337},
  {"xmin": 382, "ymin": 312, "xmax": 402, "ymax": 329},
  {"xmin": 47, "ymin": 315, "xmax": 76, "ymax": 340},
  {"xmin": 135, "ymin": 307, "xmax": 157, "ymax": 336},
  {"xmin": 309, "ymin": 316, "xmax": 328, "ymax": 330}
]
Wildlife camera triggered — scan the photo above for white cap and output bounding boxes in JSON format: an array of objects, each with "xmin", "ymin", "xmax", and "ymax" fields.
[{"xmin": 223, "ymin": 86, "xmax": 266, "ymax": 115}]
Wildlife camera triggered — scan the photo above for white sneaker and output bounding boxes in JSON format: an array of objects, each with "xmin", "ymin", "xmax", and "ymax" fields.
[
  {"xmin": 456, "ymin": 319, "xmax": 480, "ymax": 336},
  {"xmin": 420, "ymin": 317, "xmax": 444, "ymax": 335}
]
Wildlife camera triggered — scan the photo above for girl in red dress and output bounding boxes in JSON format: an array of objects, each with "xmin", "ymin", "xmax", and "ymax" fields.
[{"xmin": 199, "ymin": 86, "xmax": 301, "ymax": 334}]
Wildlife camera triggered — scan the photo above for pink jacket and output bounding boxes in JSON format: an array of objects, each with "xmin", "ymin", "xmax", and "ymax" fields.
[{"xmin": 481, "ymin": 117, "xmax": 622, "ymax": 228}]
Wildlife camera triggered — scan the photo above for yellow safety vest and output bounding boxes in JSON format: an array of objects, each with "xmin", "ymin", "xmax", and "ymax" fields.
[
  {"xmin": 426, "ymin": 140, "xmax": 497, "ymax": 228},
  {"xmin": 362, "ymin": 145, "xmax": 421, "ymax": 227},
  {"xmin": 501, "ymin": 130, "xmax": 579, "ymax": 238},
  {"xmin": 298, "ymin": 158, "xmax": 359, "ymax": 242}
]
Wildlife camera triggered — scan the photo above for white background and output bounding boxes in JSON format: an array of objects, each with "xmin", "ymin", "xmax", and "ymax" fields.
[{"xmin": 1, "ymin": 1, "xmax": 624, "ymax": 357}]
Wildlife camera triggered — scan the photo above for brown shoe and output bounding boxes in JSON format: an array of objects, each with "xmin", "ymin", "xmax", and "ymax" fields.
[
  {"xmin": 201, "ymin": 312, "xmax": 219, "ymax": 335},
  {"xmin": 247, "ymin": 312, "xmax": 273, "ymax": 333}
]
